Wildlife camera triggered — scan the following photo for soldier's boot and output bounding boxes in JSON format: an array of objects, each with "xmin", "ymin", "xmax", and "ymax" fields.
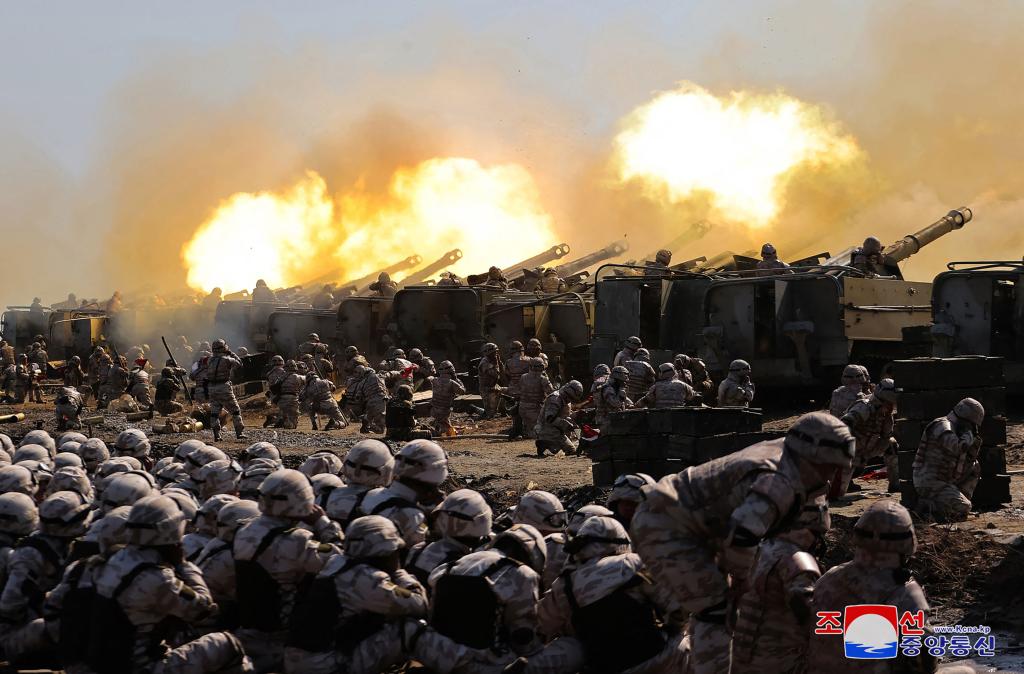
[
  {"xmin": 263, "ymin": 415, "xmax": 275, "ymax": 428},
  {"xmin": 233, "ymin": 415, "xmax": 245, "ymax": 440},
  {"xmin": 310, "ymin": 416, "xmax": 319, "ymax": 431},
  {"xmin": 212, "ymin": 426, "xmax": 221, "ymax": 442},
  {"xmin": 324, "ymin": 418, "xmax": 339, "ymax": 431}
]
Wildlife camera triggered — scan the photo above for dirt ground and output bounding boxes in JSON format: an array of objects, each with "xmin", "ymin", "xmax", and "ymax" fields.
[{"xmin": 4, "ymin": 395, "xmax": 1023, "ymax": 670}]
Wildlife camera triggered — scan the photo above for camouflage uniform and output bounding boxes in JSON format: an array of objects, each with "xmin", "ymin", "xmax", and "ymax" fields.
[
  {"xmin": 594, "ymin": 380, "xmax": 631, "ymax": 433},
  {"xmin": 829, "ymin": 382, "xmax": 867, "ymax": 418},
  {"xmin": 478, "ymin": 351, "xmax": 503, "ymax": 417},
  {"xmin": 637, "ymin": 375, "xmax": 694, "ymax": 409},
  {"xmin": 63, "ymin": 359, "xmax": 87, "ymax": 389},
  {"xmin": 303, "ymin": 376, "xmax": 347, "ymax": 430},
  {"xmin": 409, "ymin": 350, "xmax": 436, "ymax": 391},
  {"xmin": 206, "ymin": 349, "xmax": 244, "ymax": 439},
  {"xmin": 407, "ymin": 538, "xmax": 478, "ymax": 586},
  {"xmin": 0, "ymin": 534, "xmax": 69, "ymax": 626},
  {"xmin": 0, "ymin": 342, "xmax": 13, "ymax": 368},
  {"xmin": 430, "ymin": 371, "xmax": 466, "ymax": 437},
  {"xmin": 717, "ymin": 371, "xmax": 755, "ymax": 407},
  {"xmin": 278, "ymin": 368, "xmax": 306, "ymax": 429},
  {"xmin": 505, "ymin": 351, "xmax": 531, "ymax": 399},
  {"xmin": 361, "ymin": 482, "xmax": 430, "ymax": 547},
  {"xmin": 843, "ymin": 395, "xmax": 898, "ymax": 492},
  {"xmin": 612, "ymin": 347, "xmax": 637, "ymax": 369},
  {"xmin": 349, "ymin": 368, "xmax": 388, "ymax": 433},
  {"xmin": 55, "ymin": 386, "xmax": 85, "ymax": 430},
  {"xmin": 154, "ymin": 372, "xmax": 185, "ymax": 416},
  {"xmin": 264, "ymin": 362, "xmax": 286, "ymax": 425},
  {"xmin": 623, "ymin": 358, "xmax": 656, "ymax": 402},
  {"xmin": 128, "ymin": 368, "xmax": 152, "ymax": 407},
  {"xmin": 535, "ymin": 389, "xmax": 579, "ymax": 455},
  {"xmin": 518, "ymin": 365, "xmax": 554, "ymax": 439},
  {"xmin": 913, "ymin": 417, "xmax": 981, "ymax": 522}
]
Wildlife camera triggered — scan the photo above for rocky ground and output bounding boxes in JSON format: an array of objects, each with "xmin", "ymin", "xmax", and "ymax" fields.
[{"xmin": 4, "ymin": 394, "xmax": 1023, "ymax": 670}]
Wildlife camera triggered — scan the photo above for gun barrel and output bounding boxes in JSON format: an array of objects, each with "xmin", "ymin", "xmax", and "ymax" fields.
[
  {"xmin": 399, "ymin": 249, "xmax": 465, "ymax": 287},
  {"xmin": 642, "ymin": 221, "xmax": 713, "ymax": 262},
  {"xmin": 344, "ymin": 256, "xmax": 423, "ymax": 292},
  {"xmin": 883, "ymin": 207, "xmax": 972, "ymax": 264},
  {"xmin": 555, "ymin": 240, "xmax": 630, "ymax": 277},
  {"xmin": 502, "ymin": 244, "xmax": 571, "ymax": 277}
]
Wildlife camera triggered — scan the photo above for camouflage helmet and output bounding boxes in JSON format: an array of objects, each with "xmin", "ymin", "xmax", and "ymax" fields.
[
  {"xmin": 309, "ymin": 333, "xmax": 320, "ymax": 342},
  {"xmin": 593, "ymin": 364, "xmax": 610, "ymax": 378},
  {"xmin": 567, "ymin": 504, "xmax": 614, "ymax": 536},
  {"xmin": 438, "ymin": 360, "xmax": 456, "ymax": 374},
  {"xmin": 311, "ymin": 473, "xmax": 343, "ymax": 507},
  {"xmin": 508, "ymin": 341, "xmax": 524, "ymax": 353},
  {"xmin": 0, "ymin": 493, "xmax": 38, "ymax": 536},
  {"xmin": 512, "ymin": 490, "xmax": 566, "ymax": 534},
  {"xmin": 952, "ymin": 397, "xmax": 985, "ymax": 427},
  {"xmin": 54, "ymin": 450, "xmax": 83, "ymax": 469},
  {"xmin": 126, "ymin": 495, "xmax": 186, "ymax": 547},
  {"xmin": 96, "ymin": 457, "xmax": 143, "ymax": 494},
  {"xmin": 841, "ymin": 364, "xmax": 866, "ymax": 385},
  {"xmin": 174, "ymin": 439, "xmax": 207, "ymax": 464},
  {"xmin": 342, "ymin": 440, "xmax": 395, "ymax": 487},
  {"xmin": 286, "ymin": 360, "xmax": 299, "ymax": 372},
  {"xmin": 238, "ymin": 459, "xmax": 279, "ymax": 499},
  {"xmin": 80, "ymin": 438, "xmax": 110, "ymax": 469},
  {"xmin": 240, "ymin": 442, "xmax": 281, "ymax": 468},
  {"xmin": 655, "ymin": 249, "xmax": 672, "ymax": 265},
  {"xmin": 568, "ymin": 516, "xmax": 631, "ymax": 562},
  {"xmin": 560, "ymin": 380, "xmax": 585, "ymax": 403},
  {"xmin": 299, "ymin": 451, "xmax": 344, "ymax": 478},
  {"xmin": 0, "ymin": 465, "xmax": 38, "ymax": 497},
  {"xmin": 761, "ymin": 243, "xmax": 777, "ymax": 257},
  {"xmin": 161, "ymin": 367, "xmax": 174, "ymax": 378},
  {"xmin": 610, "ymin": 366, "xmax": 629, "ymax": 383},
  {"xmin": 258, "ymin": 469, "xmax": 314, "ymax": 519},
  {"xmin": 729, "ymin": 359, "xmax": 751, "ymax": 373},
  {"xmin": 492, "ymin": 523, "xmax": 547, "ymax": 576},
  {"xmin": 184, "ymin": 445, "xmax": 228, "ymax": 481},
  {"xmin": 607, "ymin": 472, "xmax": 656, "ymax": 508},
  {"xmin": 13, "ymin": 444, "xmax": 51, "ymax": 466},
  {"xmin": 408, "ymin": 348, "xmax": 424, "ymax": 361},
  {"xmin": 624, "ymin": 336, "xmax": 642, "ymax": 350},
  {"xmin": 482, "ymin": 342, "xmax": 498, "ymax": 355},
  {"xmin": 862, "ymin": 236, "xmax": 882, "ymax": 254},
  {"xmin": 85, "ymin": 506, "xmax": 133, "ymax": 555},
  {"xmin": 211, "ymin": 339, "xmax": 227, "ymax": 352},
  {"xmin": 197, "ymin": 459, "xmax": 242, "ymax": 499},
  {"xmin": 344, "ymin": 345, "xmax": 359, "ymax": 358},
  {"xmin": 46, "ymin": 466, "xmax": 92, "ymax": 500},
  {"xmin": 853, "ymin": 500, "xmax": 916, "ymax": 556},
  {"xmin": 101, "ymin": 471, "xmax": 156, "ymax": 514},
  {"xmin": 69, "ymin": 355, "xmax": 81, "ymax": 364},
  {"xmin": 216, "ymin": 499, "xmax": 261, "ymax": 543},
  {"xmin": 873, "ymin": 378, "xmax": 899, "ymax": 404},
  {"xmin": 529, "ymin": 357, "xmax": 546, "ymax": 372},
  {"xmin": 527, "ymin": 338, "xmax": 542, "ymax": 350},
  {"xmin": 784, "ymin": 412, "xmax": 856, "ymax": 468},
  {"xmin": 195, "ymin": 493, "xmax": 238, "ymax": 536},
  {"xmin": 0, "ymin": 434, "xmax": 13, "ymax": 453},
  {"xmin": 161, "ymin": 487, "xmax": 199, "ymax": 523},
  {"xmin": 434, "ymin": 489, "xmax": 493, "ymax": 540},
  {"xmin": 394, "ymin": 439, "xmax": 448, "ymax": 486},
  {"xmin": 634, "ymin": 348, "xmax": 651, "ymax": 363},
  {"xmin": 39, "ymin": 491, "xmax": 92, "ymax": 538},
  {"xmin": 114, "ymin": 429, "xmax": 151, "ymax": 459},
  {"xmin": 346, "ymin": 515, "xmax": 405, "ymax": 558},
  {"xmin": 156, "ymin": 461, "xmax": 189, "ymax": 489},
  {"xmin": 657, "ymin": 363, "xmax": 676, "ymax": 380},
  {"xmin": 270, "ymin": 355, "xmax": 285, "ymax": 366},
  {"xmin": 58, "ymin": 431, "xmax": 88, "ymax": 448},
  {"xmin": 20, "ymin": 430, "xmax": 55, "ymax": 457}
]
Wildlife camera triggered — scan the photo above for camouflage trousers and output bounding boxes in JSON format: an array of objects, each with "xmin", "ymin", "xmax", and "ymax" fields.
[
  {"xmin": 916, "ymin": 479, "xmax": 973, "ymax": 521},
  {"xmin": 535, "ymin": 423, "xmax": 579, "ymax": 455},
  {"xmin": 284, "ymin": 621, "xmax": 453, "ymax": 674},
  {"xmin": 208, "ymin": 383, "xmax": 243, "ymax": 435},
  {"xmin": 153, "ymin": 631, "xmax": 252, "ymax": 674},
  {"xmin": 632, "ymin": 506, "xmax": 732, "ymax": 674},
  {"xmin": 309, "ymin": 398, "xmax": 347, "ymax": 428},
  {"xmin": 481, "ymin": 387, "xmax": 501, "ymax": 417},
  {"xmin": 519, "ymin": 404, "xmax": 541, "ymax": 439},
  {"xmin": 278, "ymin": 394, "xmax": 299, "ymax": 429},
  {"xmin": 55, "ymin": 402, "xmax": 82, "ymax": 430},
  {"xmin": 363, "ymin": 400, "xmax": 386, "ymax": 433},
  {"xmin": 431, "ymin": 406, "xmax": 455, "ymax": 437},
  {"xmin": 155, "ymin": 399, "xmax": 185, "ymax": 416},
  {"xmin": 130, "ymin": 382, "xmax": 153, "ymax": 407}
]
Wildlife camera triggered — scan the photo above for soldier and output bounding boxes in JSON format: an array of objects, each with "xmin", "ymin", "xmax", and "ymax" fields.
[
  {"xmin": 646, "ymin": 248, "xmax": 673, "ymax": 272},
  {"xmin": 755, "ymin": 243, "xmax": 790, "ymax": 275},
  {"xmin": 842, "ymin": 378, "xmax": 900, "ymax": 494},
  {"xmin": 103, "ymin": 355, "xmax": 130, "ymax": 407},
  {"xmin": 731, "ymin": 496, "xmax": 829, "ymax": 673},
  {"xmin": 361, "ymin": 439, "xmax": 448, "ymax": 548},
  {"xmin": 196, "ymin": 499, "xmax": 260, "ymax": 630},
  {"xmin": 303, "ymin": 371, "xmax": 347, "ymax": 431},
  {"xmin": 538, "ymin": 516, "xmax": 687, "ymax": 673},
  {"xmin": 807, "ymin": 501, "xmax": 931, "ymax": 673},
  {"xmin": 718, "ymin": 359, "xmax": 755, "ymax": 407},
  {"xmin": 368, "ymin": 271, "xmax": 398, "ymax": 297},
  {"xmin": 623, "ymin": 348, "xmax": 656, "ymax": 402},
  {"xmin": 0, "ymin": 339, "xmax": 14, "ymax": 368},
  {"xmin": 524, "ymin": 337, "xmax": 544, "ymax": 359},
  {"xmin": 407, "ymin": 347, "xmax": 436, "ymax": 391},
  {"xmin": 233, "ymin": 470, "xmax": 342, "ymax": 670},
  {"xmin": 326, "ymin": 439, "xmax": 395, "ymax": 528},
  {"xmin": 276, "ymin": 360, "xmax": 305, "ymax": 429},
  {"xmin": 54, "ymin": 386, "xmax": 85, "ymax": 431},
  {"xmin": 605, "ymin": 472, "xmax": 655, "ymax": 528},
  {"xmin": 348, "ymin": 365, "xmax": 388, "ymax": 433},
  {"xmin": 669, "ymin": 353, "xmax": 694, "ymax": 385},
  {"xmin": 535, "ymin": 380, "xmax": 585, "ymax": 457},
  {"xmin": 590, "ymin": 364, "xmax": 610, "ymax": 397},
  {"xmin": 594, "ymin": 366, "xmax": 632, "ymax": 433},
  {"xmin": 205, "ymin": 340, "xmax": 245, "ymax": 441},
  {"xmin": 566, "ymin": 504, "xmax": 614, "ymax": 538},
  {"xmin": 504, "ymin": 341, "xmax": 530, "ymax": 399},
  {"xmin": 483, "ymin": 265, "xmax": 510, "ymax": 289},
  {"xmin": 12, "ymin": 363, "xmax": 33, "ymax": 404},
  {"xmin": 430, "ymin": 360, "xmax": 465, "ymax": 437},
  {"xmin": 251, "ymin": 278, "xmax": 277, "ymax": 303},
  {"xmin": 189, "ymin": 348, "xmax": 210, "ymax": 406},
  {"xmin": 517, "ymin": 358, "xmax": 553, "ymax": 440},
  {"xmin": 29, "ymin": 341, "xmax": 48, "ymax": 372},
  {"xmin": 311, "ymin": 284, "xmax": 335, "ymax": 310},
  {"xmin": 478, "ymin": 342, "xmax": 504, "ymax": 418},
  {"xmin": 829, "ymin": 363, "xmax": 869, "ymax": 417},
  {"xmin": 154, "ymin": 367, "xmax": 186, "ymax": 416},
  {"xmin": 407, "ymin": 489, "xmax": 492, "ymax": 585},
  {"xmin": 613, "ymin": 335, "xmax": 641, "ymax": 368},
  {"xmin": 86, "ymin": 346, "xmax": 106, "ymax": 397},
  {"xmin": 339, "ymin": 345, "xmax": 367, "ymax": 385},
  {"xmin": 299, "ymin": 333, "xmax": 323, "ymax": 357},
  {"xmin": 437, "ymin": 271, "xmax": 462, "ymax": 287},
  {"xmin": 127, "ymin": 363, "xmax": 153, "ymax": 409},
  {"xmin": 631, "ymin": 412, "xmax": 855, "ymax": 674},
  {"xmin": 63, "ymin": 355, "xmax": 87, "ymax": 391},
  {"xmin": 263, "ymin": 355, "xmax": 286, "ymax": 427},
  {"xmin": 511, "ymin": 490, "xmax": 568, "ymax": 589},
  {"xmin": 112, "ymin": 429, "xmax": 153, "ymax": 471},
  {"xmin": 379, "ymin": 347, "xmax": 415, "ymax": 394},
  {"xmin": 913, "ymin": 397, "xmax": 984, "ymax": 522},
  {"xmin": 202, "ymin": 287, "xmax": 222, "ymax": 310},
  {"xmin": 184, "ymin": 493, "xmax": 237, "ymax": 562},
  {"xmin": 638, "ymin": 362, "xmax": 696, "ymax": 408},
  {"xmin": 537, "ymin": 268, "xmax": 566, "ymax": 293}
]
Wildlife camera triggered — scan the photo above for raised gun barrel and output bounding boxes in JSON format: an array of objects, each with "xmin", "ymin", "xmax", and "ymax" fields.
[
  {"xmin": 641, "ymin": 221, "xmax": 712, "ymax": 263},
  {"xmin": 883, "ymin": 207, "xmax": 972, "ymax": 264},
  {"xmin": 555, "ymin": 240, "xmax": 630, "ymax": 277},
  {"xmin": 399, "ymin": 249, "xmax": 464, "ymax": 287},
  {"xmin": 344, "ymin": 256, "xmax": 423, "ymax": 294},
  {"xmin": 502, "ymin": 244, "xmax": 572, "ymax": 278}
]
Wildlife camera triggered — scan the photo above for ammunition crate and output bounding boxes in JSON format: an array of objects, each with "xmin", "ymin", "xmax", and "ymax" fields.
[
  {"xmin": 897, "ymin": 387, "xmax": 1005, "ymax": 420},
  {"xmin": 609, "ymin": 406, "xmax": 762, "ymax": 437},
  {"xmin": 979, "ymin": 446, "xmax": 1007, "ymax": 478},
  {"xmin": 606, "ymin": 409, "xmax": 650, "ymax": 436},
  {"xmin": 887, "ymin": 356, "xmax": 1004, "ymax": 390},
  {"xmin": 667, "ymin": 431, "xmax": 784, "ymax": 464},
  {"xmin": 590, "ymin": 458, "xmax": 685, "ymax": 487},
  {"xmin": 899, "ymin": 479, "xmax": 918, "ymax": 510},
  {"xmin": 973, "ymin": 474, "xmax": 1012, "ymax": 508}
]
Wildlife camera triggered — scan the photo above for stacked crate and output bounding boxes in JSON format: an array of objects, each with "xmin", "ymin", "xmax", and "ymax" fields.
[
  {"xmin": 887, "ymin": 357, "xmax": 1011, "ymax": 509},
  {"xmin": 588, "ymin": 407, "xmax": 781, "ymax": 487}
]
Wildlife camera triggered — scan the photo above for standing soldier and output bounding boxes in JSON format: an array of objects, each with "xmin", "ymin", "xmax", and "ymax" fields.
[
  {"xmin": 206, "ymin": 340, "xmax": 245, "ymax": 441},
  {"xmin": 348, "ymin": 365, "xmax": 388, "ymax": 433},
  {"xmin": 86, "ymin": 346, "xmax": 106, "ymax": 400},
  {"xmin": 63, "ymin": 355, "xmax": 87, "ymax": 392},
  {"xmin": 631, "ymin": 412, "xmax": 855, "ymax": 674},
  {"xmin": 913, "ymin": 397, "xmax": 984, "ymax": 522},
  {"xmin": 263, "ymin": 355, "xmax": 286, "ymax": 427},
  {"xmin": 299, "ymin": 333, "xmax": 323, "ymax": 357},
  {"xmin": 842, "ymin": 378, "xmax": 900, "ymax": 494},
  {"xmin": 408, "ymin": 348, "xmax": 436, "ymax": 392},
  {"xmin": 302, "ymin": 372, "xmax": 347, "ymax": 431},
  {"xmin": 504, "ymin": 341, "xmax": 530, "ymax": 399},
  {"xmin": 430, "ymin": 360, "xmax": 465, "ymax": 437},
  {"xmin": 518, "ymin": 358, "xmax": 554, "ymax": 439},
  {"xmin": 54, "ymin": 386, "xmax": 85, "ymax": 431},
  {"xmin": 276, "ymin": 360, "xmax": 306, "ymax": 429},
  {"xmin": 755, "ymin": 243, "xmax": 790, "ymax": 275},
  {"xmin": 623, "ymin": 348, "xmax": 656, "ymax": 402},
  {"xmin": 0, "ymin": 340, "xmax": 14, "ymax": 368},
  {"xmin": 829, "ymin": 364, "xmax": 869, "ymax": 417},
  {"xmin": 29, "ymin": 342, "xmax": 48, "ymax": 373},
  {"xmin": 101, "ymin": 355, "xmax": 130, "ymax": 407},
  {"xmin": 594, "ymin": 366, "xmax": 632, "ymax": 433},
  {"xmin": 478, "ymin": 342, "xmax": 503, "ymax": 418},
  {"xmin": 638, "ymin": 363, "xmax": 696, "ymax": 408},
  {"xmin": 718, "ymin": 359, "xmax": 755, "ymax": 407},
  {"xmin": 524, "ymin": 337, "xmax": 544, "ymax": 359},
  {"xmin": 368, "ymin": 271, "xmax": 398, "ymax": 297},
  {"xmin": 339, "ymin": 345, "xmax": 366, "ymax": 386},
  {"xmin": 535, "ymin": 380, "xmax": 585, "ymax": 457},
  {"xmin": 677, "ymin": 354, "xmax": 715, "ymax": 405},
  {"xmin": 613, "ymin": 335, "xmax": 642, "ymax": 368}
]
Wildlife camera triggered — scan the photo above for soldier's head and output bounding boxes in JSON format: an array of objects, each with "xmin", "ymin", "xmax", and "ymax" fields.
[
  {"xmin": 160, "ymin": 367, "xmax": 174, "ymax": 379},
  {"xmin": 408, "ymin": 348, "xmax": 424, "ymax": 362},
  {"xmin": 194, "ymin": 493, "xmax": 238, "ymax": 536},
  {"xmin": 342, "ymin": 439, "xmax": 395, "ymax": 487},
  {"xmin": 437, "ymin": 360, "xmax": 456, "ymax": 377},
  {"xmin": 529, "ymin": 357, "xmax": 546, "ymax": 372},
  {"xmin": 255, "ymin": 279, "xmax": 268, "ymax": 288},
  {"xmin": 239, "ymin": 441, "xmax": 281, "ymax": 468},
  {"xmin": 634, "ymin": 348, "xmax": 651, "ymax": 363},
  {"xmin": 20, "ymin": 429, "xmax": 56, "ymax": 457},
  {"xmin": 512, "ymin": 490, "xmax": 566, "ymax": 535},
  {"xmin": 657, "ymin": 362, "xmax": 677, "ymax": 381},
  {"xmin": 270, "ymin": 355, "xmax": 285, "ymax": 367},
  {"xmin": 79, "ymin": 438, "xmax": 110, "ymax": 473},
  {"xmin": 560, "ymin": 380, "xmax": 584, "ymax": 403},
  {"xmin": 394, "ymin": 439, "xmax": 448, "ymax": 493},
  {"xmin": 508, "ymin": 341, "xmax": 523, "ymax": 354},
  {"xmin": 114, "ymin": 429, "xmax": 150, "ymax": 460},
  {"xmin": 258, "ymin": 469, "xmax": 315, "ymax": 520},
  {"xmin": 624, "ymin": 336, "xmax": 642, "ymax": 351},
  {"xmin": 308, "ymin": 333, "xmax": 320, "ymax": 342},
  {"xmin": 57, "ymin": 431, "xmax": 87, "ymax": 449},
  {"xmin": 610, "ymin": 365, "xmax": 629, "ymax": 384},
  {"xmin": 13, "ymin": 443, "xmax": 51, "ymax": 467},
  {"xmin": 526, "ymin": 338, "xmax": 542, "ymax": 355},
  {"xmin": 566, "ymin": 515, "xmax": 631, "ymax": 563},
  {"xmin": 299, "ymin": 450, "xmax": 343, "ymax": 479},
  {"xmin": 593, "ymin": 363, "xmax": 610, "ymax": 379},
  {"xmin": 184, "ymin": 445, "xmax": 228, "ymax": 481},
  {"xmin": 841, "ymin": 363, "xmax": 866, "ymax": 385},
  {"xmin": 729, "ymin": 359, "xmax": 751, "ymax": 378},
  {"xmin": 211, "ymin": 339, "xmax": 227, "ymax": 353},
  {"xmin": 69, "ymin": 355, "xmax": 81, "ymax": 365},
  {"xmin": 210, "ymin": 287, "xmax": 222, "ymax": 297},
  {"xmin": 566, "ymin": 504, "xmax": 614, "ymax": 536},
  {"xmin": 784, "ymin": 412, "xmax": 856, "ymax": 485},
  {"xmin": 155, "ymin": 461, "xmax": 188, "ymax": 489},
  {"xmin": 481, "ymin": 342, "xmax": 498, "ymax": 358},
  {"xmin": 0, "ymin": 465, "xmax": 38, "ymax": 499},
  {"xmin": 760, "ymin": 243, "xmax": 778, "ymax": 261},
  {"xmin": 543, "ymin": 267, "xmax": 558, "ymax": 277},
  {"xmin": 346, "ymin": 515, "xmax": 405, "ymax": 568},
  {"xmin": 344, "ymin": 345, "xmax": 359, "ymax": 358},
  {"xmin": 173, "ymin": 439, "xmax": 206, "ymax": 465},
  {"xmin": 853, "ymin": 500, "xmax": 916, "ymax": 566},
  {"xmin": 216, "ymin": 499, "xmax": 260, "ymax": 543},
  {"xmin": 238, "ymin": 459, "xmax": 278, "ymax": 500},
  {"xmin": 862, "ymin": 236, "xmax": 882, "ymax": 255},
  {"xmin": 950, "ymin": 397, "xmax": 985, "ymax": 430},
  {"xmin": 378, "ymin": 271, "xmax": 392, "ymax": 284},
  {"xmin": 126, "ymin": 495, "xmax": 186, "ymax": 549},
  {"xmin": 872, "ymin": 378, "xmax": 899, "ymax": 405},
  {"xmin": 433, "ymin": 489, "xmax": 493, "ymax": 546},
  {"xmin": 655, "ymin": 249, "xmax": 672, "ymax": 266},
  {"xmin": 488, "ymin": 266, "xmax": 501, "ymax": 277},
  {"xmin": 99, "ymin": 471, "xmax": 156, "ymax": 514},
  {"xmin": 285, "ymin": 359, "xmax": 298, "ymax": 373},
  {"xmin": 197, "ymin": 460, "xmax": 243, "ymax": 500},
  {"xmin": 606, "ymin": 472, "xmax": 655, "ymax": 525},
  {"xmin": 39, "ymin": 491, "xmax": 92, "ymax": 539},
  {"xmin": 0, "ymin": 493, "xmax": 38, "ymax": 538},
  {"xmin": 491, "ymin": 523, "xmax": 547, "ymax": 576}
]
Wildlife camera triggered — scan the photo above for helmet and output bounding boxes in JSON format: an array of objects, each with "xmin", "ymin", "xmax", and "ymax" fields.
[
  {"xmin": 873, "ymin": 378, "xmax": 899, "ymax": 404},
  {"xmin": 0, "ymin": 493, "xmax": 38, "ymax": 536},
  {"xmin": 197, "ymin": 459, "xmax": 242, "ymax": 499},
  {"xmin": 853, "ymin": 500, "xmax": 916, "ymax": 556},
  {"xmin": 634, "ymin": 348, "xmax": 651, "ymax": 362},
  {"xmin": 761, "ymin": 243, "xmax": 777, "ymax": 257},
  {"xmin": 729, "ymin": 359, "xmax": 751, "ymax": 373},
  {"xmin": 46, "ymin": 466, "xmax": 92, "ymax": 500},
  {"xmin": 13, "ymin": 444, "xmax": 51, "ymax": 466},
  {"xmin": 80, "ymin": 438, "xmax": 110, "ymax": 469},
  {"xmin": 185, "ymin": 445, "xmax": 228, "ymax": 480},
  {"xmin": 841, "ymin": 364, "xmax": 866, "ymax": 385},
  {"xmin": 0, "ymin": 465, "xmax": 38, "ymax": 497},
  {"xmin": 492, "ymin": 523, "xmax": 547, "ymax": 575},
  {"xmin": 344, "ymin": 345, "xmax": 359, "ymax": 358},
  {"xmin": 101, "ymin": 472, "xmax": 156, "ymax": 513},
  {"xmin": 952, "ymin": 398, "xmax": 985, "ymax": 427},
  {"xmin": 508, "ymin": 341, "xmax": 524, "ymax": 354},
  {"xmin": 625, "ymin": 336, "xmax": 642, "ymax": 350},
  {"xmin": 657, "ymin": 363, "xmax": 676, "ymax": 380},
  {"xmin": 84, "ymin": 506, "xmax": 133, "ymax": 555},
  {"xmin": 240, "ymin": 442, "xmax": 281, "ymax": 467},
  {"xmin": 785, "ymin": 412, "xmax": 856, "ymax": 467},
  {"xmin": 351, "ymin": 364, "xmax": 368, "ymax": 378},
  {"xmin": 161, "ymin": 367, "xmax": 173, "ymax": 378},
  {"xmin": 862, "ymin": 236, "xmax": 882, "ymax": 254},
  {"xmin": 593, "ymin": 364, "xmax": 610, "ymax": 378},
  {"xmin": 567, "ymin": 504, "xmax": 614, "ymax": 536},
  {"xmin": 568, "ymin": 516, "xmax": 631, "ymax": 562},
  {"xmin": 271, "ymin": 355, "xmax": 285, "ymax": 366},
  {"xmin": 346, "ymin": 515, "xmax": 404, "ymax": 558},
  {"xmin": 655, "ymin": 249, "xmax": 672, "ymax": 265},
  {"xmin": 174, "ymin": 439, "xmax": 207, "ymax": 464},
  {"xmin": 560, "ymin": 380, "xmax": 584, "ymax": 403},
  {"xmin": 211, "ymin": 339, "xmax": 227, "ymax": 352},
  {"xmin": 96, "ymin": 457, "xmax": 143, "ymax": 492},
  {"xmin": 607, "ymin": 473, "xmax": 656, "ymax": 508},
  {"xmin": 529, "ymin": 357, "xmax": 546, "ymax": 372},
  {"xmin": 114, "ymin": 429, "xmax": 151, "ymax": 459},
  {"xmin": 126, "ymin": 495, "xmax": 187, "ymax": 547},
  {"xmin": 286, "ymin": 360, "xmax": 299, "ymax": 372},
  {"xmin": 216, "ymin": 499, "xmax": 261, "ymax": 542},
  {"xmin": 258, "ymin": 469, "xmax": 314, "ymax": 519},
  {"xmin": 394, "ymin": 439, "xmax": 448, "ymax": 486},
  {"xmin": 438, "ymin": 360, "xmax": 456, "ymax": 374},
  {"xmin": 195, "ymin": 494, "xmax": 238, "ymax": 536},
  {"xmin": 0, "ymin": 434, "xmax": 13, "ymax": 453},
  {"xmin": 527, "ymin": 338, "xmax": 542, "ymax": 350},
  {"xmin": 58, "ymin": 432, "xmax": 88, "ymax": 448},
  {"xmin": 300, "ymin": 451, "xmax": 344, "ymax": 478},
  {"xmin": 610, "ymin": 366, "xmax": 629, "ymax": 383},
  {"xmin": 309, "ymin": 333, "xmax": 320, "ymax": 342},
  {"xmin": 57, "ymin": 444, "xmax": 81, "ymax": 460},
  {"xmin": 311, "ymin": 473, "xmax": 343, "ymax": 505},
  {"xmin": 482, "ymin": 343, "xmax": 498, "ymax": 355},
  {"xmin": 161, "ymin": 488, "xmax": 199, "ymax": 523},
  {"xmin": 20, "ymin": 430, "xmax": 55, "ymax": 457},
  {"xmin": 155, "ymin": 460, "xmax": 188, "ymax": 488},
  {"xmin": 512, "ymin": 490, "xmax": 566, "ymax": 534},
  {"xmin": 39, "ymin": 491, "xmax": 92, "ymax": 538},
  {"xmin": 434, "ymin": 489, "xmax": 492, "ymax": 540},
  {"xmin": 409, "ymin": 348, "xmax": 424, "ymax": 360},
  {"xmin": 342, "ymin": 440, "xmax": 395, "ymax": 487},
  {"xmin": 238, "ymin": 459, "xmax": 278, "ymax": 499}
]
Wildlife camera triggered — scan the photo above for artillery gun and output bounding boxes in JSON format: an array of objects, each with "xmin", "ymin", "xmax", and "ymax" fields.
[
  {"xmin": 344, "ymin": 255, "xmax": 423, "ymax": 295},
  {"xmin": 555, "ymin": 240, "xmax": 630, "ymax": 278},
  {"xmin": 502, "ymin": 244, "xmax": 571, "ymax": 279},
  {"xmin": 395, "ymin": 249, "xmax": 464, "ymax": 288}
]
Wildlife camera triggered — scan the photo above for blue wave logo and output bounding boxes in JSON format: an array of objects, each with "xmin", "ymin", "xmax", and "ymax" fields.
[{"xmin": 844, "ymin": 611, "xmax": 899, "ymax": 659}]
